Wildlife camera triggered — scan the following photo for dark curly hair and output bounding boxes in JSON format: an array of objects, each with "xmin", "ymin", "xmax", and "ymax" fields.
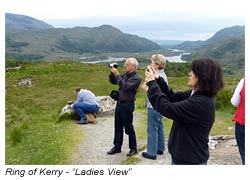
[{"xmin": 191, "ymin": 58, "xmax": 224, "ymax": 96}]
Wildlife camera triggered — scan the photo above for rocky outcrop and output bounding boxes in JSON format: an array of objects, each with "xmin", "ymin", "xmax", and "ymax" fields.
[
  {"xmin": 18, "ymin": 78, "xmax": 32, "ymax": 87},
  {"xmin": 208, "ymin": 135, "xmax": 235, "ymax": 150},
  {"xmin": 208, "ymin": 135, "xmax": 241, "ymax": 165},
  {"xmin": 96, "ymin": 96, "xmax": 116, "ymax": 114},
  {"xmin": 6, "ymin": 66, "xmax": 22, "ymax": 72}
]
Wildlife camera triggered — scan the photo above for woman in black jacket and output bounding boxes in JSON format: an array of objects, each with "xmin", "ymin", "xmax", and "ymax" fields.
[{"xmin": 145, "ymin": 58, "xmax": 224, "ymax": 165}]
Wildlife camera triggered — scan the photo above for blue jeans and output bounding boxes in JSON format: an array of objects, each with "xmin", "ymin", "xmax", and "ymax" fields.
[
  {"xmin": 73, "ymin": 103, "xmax": 99, "ymax": 120},
  {"xmin": 146, "ymin": 108, "xmax": 165, "ymax": 156},
  {"xmin": 113, "ymin": 102, "xmax": 137, "ymax": 150},
  {"xmin": 235, "ymin": 123, "xmax": 245, "ymax": 165}
]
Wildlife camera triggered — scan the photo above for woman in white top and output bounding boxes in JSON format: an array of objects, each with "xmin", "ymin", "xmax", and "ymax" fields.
[{"xmin": 141, "ymin": 54, "xmax": 168, "ymax": 160}]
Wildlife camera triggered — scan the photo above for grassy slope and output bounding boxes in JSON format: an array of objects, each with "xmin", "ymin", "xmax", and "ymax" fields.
[
  {"xmin": 5, "ymin": 61, "xmax": 114, "ymax": 164},
  {"xmin": 5, "ymin": 60, "xmax": 238, "ymax": 164}
]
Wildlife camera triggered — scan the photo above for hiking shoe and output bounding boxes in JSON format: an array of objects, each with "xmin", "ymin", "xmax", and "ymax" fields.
[
  {"xmin": 142, "ymin": 152, "xmax": 156, "ymax": 160},
  {"xmin": 76, "ymin": 119, "xmax": 88, "ymax": 125},
  {"xmin": 127, "ymin": 149, "xmax": 137, "ymax": 156},
  {"xmin": 107, "ymin": 147, "xmax": 121, "ymax": 155},
  {"xmin": 157, "ymin": 151, "xmax": 164, "ymax": 155}
]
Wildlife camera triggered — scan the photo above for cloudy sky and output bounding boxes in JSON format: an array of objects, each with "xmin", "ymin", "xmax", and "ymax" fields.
[
  {"xmin": 2, "ymin": 0, "xmax": 246, "ymax": 40},
  {"xmin": 2, "ymin": 0, "xmax": 246, "ymax": 41}
]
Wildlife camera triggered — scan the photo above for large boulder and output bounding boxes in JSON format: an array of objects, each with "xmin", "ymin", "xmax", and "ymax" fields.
[
  {"xmin": 58, "ymin": 96, "xmax": 116, "ymax": 121},
  {"xmin": 96, "ymin": 96, "xmax": 116, "ymax": 114},
  {"xmin": 18, "ymin": 78, "xmax": 32, "ymax": 87}
]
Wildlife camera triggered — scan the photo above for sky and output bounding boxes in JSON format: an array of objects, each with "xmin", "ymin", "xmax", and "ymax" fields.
[{"xmin": 2, "ymin": 0, "xmax": 246, "ymax": 41}]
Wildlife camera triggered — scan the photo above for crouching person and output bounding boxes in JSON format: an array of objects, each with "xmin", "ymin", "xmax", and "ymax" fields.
[{"xmin": 72, "ymin": 87, "xmax": 100, "ymax": 125}]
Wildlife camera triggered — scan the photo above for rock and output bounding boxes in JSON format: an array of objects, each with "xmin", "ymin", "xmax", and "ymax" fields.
[
  {"xmin": 58, "ymin": 104, "xmax": 79, "ymax": 122},
  {"xmin": 209, "ymin": 135, "xmax": 236, "ymax": 150},
  {"xmin": 208, "ymin": 135, "xmax": 241, "ymax": 165},
  {"xmin": 208, "ymin": 139, "xmax": 218, "ymax": 150},
  {"xmin": 18, "ymin": 78, "xmax": 32, "ymax": 87},
  {"xmin": 96, "ymin": 96, "xmax": 116, "ymax": 114},
  {"xmin": 6, "ymin": 66, "xmax": 22, "ymax": 72}
]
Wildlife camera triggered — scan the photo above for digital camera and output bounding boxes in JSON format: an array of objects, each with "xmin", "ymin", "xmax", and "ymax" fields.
[
  {"xmin": 68, "ymin": 100, "xmax": 74, "ymax": 105},
  {"xmin": 109, "ymin": 63, "xmax": 119, "ymax": 69}
]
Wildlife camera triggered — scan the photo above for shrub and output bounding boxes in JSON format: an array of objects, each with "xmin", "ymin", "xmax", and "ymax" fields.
[
  {"xmin": 216, "ymin": 89, "xmax": 234, "ymax": 112},
  {"xmin": 10, "ymin": 127, "xmax": 22, "ymax": 144}
]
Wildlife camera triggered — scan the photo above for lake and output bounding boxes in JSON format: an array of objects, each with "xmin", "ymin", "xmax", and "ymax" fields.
[
  {"xmin": 79, "ymin": 57, "xmax": 125, "ymax": 64},
  {"xmin": 80, "ymin": 53, "xmax": 190, "ymax": 64},
  {"xmin": 166, "ymin": 54, "xmax": 186, "ymax": 63}
]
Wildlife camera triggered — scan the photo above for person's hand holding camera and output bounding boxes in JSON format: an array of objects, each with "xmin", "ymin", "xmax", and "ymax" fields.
[
  {"xmin": 67, "ymin": 100, "xmax": 74, "ymax": 109},
  {"xmin": 111, "ymin": 67, "xmax": 120, "ymax": 76},
  {"xmin": 145, "ymin": 66, "xmax": 157, "ymax": 83}
]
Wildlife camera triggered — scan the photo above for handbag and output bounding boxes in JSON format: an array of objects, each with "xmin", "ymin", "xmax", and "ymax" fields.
[{"xmin": 109, "ymin": 90, "xmax": 119, "ymax": 101}]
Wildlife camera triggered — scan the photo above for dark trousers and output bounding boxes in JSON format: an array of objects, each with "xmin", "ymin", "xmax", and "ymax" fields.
[
  {"xmin": 171, "ymin": 158, "xmax": 207, "ymax": 165},
  {"xmin": 113, "ymin": 102, "xmax": 137, "ymax": 150},
  {"xmin": 235, "ymin": 123, "xmax": 245, "ymax": 165}
]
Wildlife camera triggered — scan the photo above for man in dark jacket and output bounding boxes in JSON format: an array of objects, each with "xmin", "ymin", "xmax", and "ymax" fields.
[
  {"xmin": 145, "ymin": 58, "xmax": 224, "ymax": 164},
  {"xmin": 107, "ymin": 58, "xmax": 141, "ymax": 157}
]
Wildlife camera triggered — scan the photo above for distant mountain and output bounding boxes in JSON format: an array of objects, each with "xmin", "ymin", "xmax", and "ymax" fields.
[
  {"xmin": 182, "ymin": 35, "xmax": 244, "ymax": 62},
  {"xmin": 55, "ymin": 25, "xmax": 161, "ymax": 53},
  {"xmin": 5, "ymin": 13, "xmax": 54, "ymax": 33},
  {"xmin": 175, "ymin": 25, "xmax": 245, "ymax": 51},
  {"xmin": 6, "ymin": 14, "xmax": 161, "ymax": 60},
  {"xmin": 206, "ymin": 25, "xmax": 244, "ymax": 43},
  {"xmin": 178, "ymin": 26, "xmax": 245, "ymax": 72}
]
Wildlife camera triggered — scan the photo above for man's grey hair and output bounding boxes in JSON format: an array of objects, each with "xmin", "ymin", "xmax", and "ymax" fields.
[{"xmin": 127, "ymin": 57, "xmax": 139, "ymax": 69}]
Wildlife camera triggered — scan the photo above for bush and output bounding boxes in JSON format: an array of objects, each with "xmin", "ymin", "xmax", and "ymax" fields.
[
  {"xmin": 165, "ymin": 62, "xmax": 191, "ymax": 77},
  {"xmin": 216, "ymin": 89, "xmax": 234, "ymax": 113},
  {"xmin": 10, "ymin": 127, "xmax": 22, "ymax": 144}
]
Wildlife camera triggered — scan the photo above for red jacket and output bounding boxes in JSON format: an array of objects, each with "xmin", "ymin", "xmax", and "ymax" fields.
[{"xmin": 233, "ymin": 79, "xmax": 245, "ymax": 126}]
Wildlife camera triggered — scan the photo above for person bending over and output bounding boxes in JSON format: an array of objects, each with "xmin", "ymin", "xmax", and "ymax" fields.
[{"xmin": 72, "ymin": 87, "xmax": 100, "ymax": 125}]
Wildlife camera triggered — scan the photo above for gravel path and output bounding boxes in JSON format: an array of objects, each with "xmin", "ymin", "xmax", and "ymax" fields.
[
  {"xmin": 71, "ymin": 113, "xmax": 130, "ymax": 165},
  {"xmin": 71, "ymin": 112, "xmax": 241, "ymax": 165}
]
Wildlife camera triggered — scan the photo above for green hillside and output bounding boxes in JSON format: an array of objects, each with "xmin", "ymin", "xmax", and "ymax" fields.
[
  {"xmin": 5, "ymin": 13, "xmax": 54, "ymax": 33},
  {"xmin": 5, "ymin": 60, "xmax": 240, "ymax": 164},
  {"xmin": 6, "ymin": 25, "xmax": 161, "ymax": 60},
  {"xmin": 175, "ymin": 25, "xmax": 245, "ymax": 51},
  {"xmin": 175, "ymin": 26, "xmax": 245, "ymax": 73},
  {"xmin": 181, "ymin": 35, "xmax": 245, "ymax": 76}
]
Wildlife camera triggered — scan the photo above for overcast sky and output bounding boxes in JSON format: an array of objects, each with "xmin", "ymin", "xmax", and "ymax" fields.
[{"xmin": 2, "ymin": 0, "xmax": 246, "ymax": 40}]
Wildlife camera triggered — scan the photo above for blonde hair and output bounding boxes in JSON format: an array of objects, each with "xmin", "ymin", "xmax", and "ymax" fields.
[{"xmin": 151, "ymin": 54, "xmax": 166, "ymax": 70}]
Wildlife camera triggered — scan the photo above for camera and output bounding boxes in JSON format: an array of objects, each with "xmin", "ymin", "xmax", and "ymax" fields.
[
  {"xmin": 109, "ymin": 63, "xmax": 119, "ymax": 69},
  {"xmin": 68, "ymin": 100, "xmax": 74, "ymax": 105},
  {"xmin": 146, "ymin": 67, "xmax": 152, "ymax": 72}
]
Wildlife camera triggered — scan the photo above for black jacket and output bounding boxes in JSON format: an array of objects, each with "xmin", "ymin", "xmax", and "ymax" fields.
[
  {"xmin": 147, "ymin": 77, "xmax": 215, "ymax": 164},
  {"xmin": 109, "ymin": 71, "xmax": 141, "ymax": 102}
]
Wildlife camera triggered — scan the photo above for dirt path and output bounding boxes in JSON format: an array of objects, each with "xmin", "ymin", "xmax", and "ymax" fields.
[
  {"xmin": 71, "ymin": 113, "xmax": 130, "ymax": 164},
  {"xmin": 71, "ymin": 112, "xmax": 241, "ymax": 165}
]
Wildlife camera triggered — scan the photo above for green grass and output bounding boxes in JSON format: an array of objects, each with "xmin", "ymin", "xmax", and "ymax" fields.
[
  {"xmin": 5, "ymin": 61, "xmax": 111, "ymax": 164},
  {"xmin": 5, "ymin": 60, "xmax": 240, "ymax": 164},
  {"xmin": 120, "ymin": 156, "xmax": 141, "ymax": 165},
  {"xmin": 211, "ymin": 111, "xmax": 235, "ymax": 136}
]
